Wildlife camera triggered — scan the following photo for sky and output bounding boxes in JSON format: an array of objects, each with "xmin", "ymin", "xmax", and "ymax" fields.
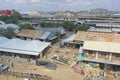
[{"xmin": 0, "ymin": 0, "xmax": 120, "ymax": 12}]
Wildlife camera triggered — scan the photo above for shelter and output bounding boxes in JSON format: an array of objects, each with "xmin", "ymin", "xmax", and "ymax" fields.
[
  {"xmin": 73, "ymin": 31, "xmax": 120, "ymax": 43},
  {"xmin": 17, "ymin": 29, "xmax": 58, "ymax": 43},
  {"xmin": 17, "ymin": 29, "xmax": 44, "ymax": 40},
  {"xmin": 35, "ymin": 26, "xmax": 66, "ymax": 38},
  {"xmin": 0, "ymin": 37, "xmax": 51, "ymax": 59},
  {"xmin": 62, "ymin": 34, "xmax": 82, "ymax": 48},
  {"xmin": 83, "ymin": 41, "xmax": 120, "ymax": 70}
]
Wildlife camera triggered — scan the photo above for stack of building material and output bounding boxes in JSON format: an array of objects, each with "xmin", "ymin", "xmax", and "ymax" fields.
[{"xmin": 84, "ymin": 67, "xmax": 100, "ymax": 76}]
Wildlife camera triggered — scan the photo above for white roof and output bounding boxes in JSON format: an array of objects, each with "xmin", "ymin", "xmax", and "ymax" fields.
[
  {"xmin": 83, "ymin": 41, "xmax": 120, "ymax": 53},
  {"xmin": 40, "ymin": 32, "xmax": 50, "ymax": 40},
  {"xmin": 0, "ymin": 24, "xmax": 19, "ymax": 29},
  {"xmin": 96, "ymin": 23, "xmax": 120, "ymax": 27},
  {"xmin": 62, "ymin": 34, "xmax": 75, "ymax": 42},
  {"xmin": 79, "ymin": 47, "xmax": 83, "ymax": 53},
  {"xmin": 0, "ymin": 21, "xmax": 5, "ymax": 24},
  {"xmin": 0, "ymin": 37, "xmax": 9, "ymax": 44},
  {"xmin": 0, "ymin": 37, "xmax": 51, "ymax": 56}
]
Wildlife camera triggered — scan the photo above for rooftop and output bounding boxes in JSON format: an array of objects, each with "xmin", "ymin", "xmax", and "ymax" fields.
[
  {"xmin": 0, "ymin": 37, "xmax": 51, "ymax": 56},
  {"xmin": 88, "ymin": 28, "xmax": 120, "ymax": 32},
  {"xmin": 83, "ymin": 41, "xmax": 120, "ymax": 53},
  {"xmin": 17, "ymin": 29, "xmax": 44, "ymax": 39},
  {"xmin": 73, "ymin": 31, "xmax": 120, "ymax": 42}
]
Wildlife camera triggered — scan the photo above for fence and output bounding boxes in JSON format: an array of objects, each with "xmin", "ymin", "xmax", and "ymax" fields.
[{"xmin": 0, "ymin": 70, "xmax": 52, "ymax": 80}]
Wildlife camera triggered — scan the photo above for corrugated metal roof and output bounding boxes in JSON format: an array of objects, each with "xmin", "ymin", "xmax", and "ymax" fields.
[
  {"xmin": 17, "ymin": 29, "xmax": 43, "ymax": 39},
  {"xmin": 88, "ymin": 28, "xmax": 112, "ymax": 32},
  {"xmin": 88, "ymin": 28, "xmax": 120, "ymax": 32},
  {"xmin": 62, "ymin": 34, "xmax": 75, "ymax": 42},
  {"xmin": 0, "ymin": 24, "xmax": 19, "ymax": 29},
  {"xmin": 83, "ymin": 41, "xmax": 120, "ymax": 53},
  {"xmin": 48, "ymin": 32, "xmax": 57, "ymax": 40},
  {"xmin": 73, "ymin": 31, "xmax": 120, "ymax": 42},
  {"xmin": 84, "ymin": 58, "xmax": 120, "ymax": 65},
  {"xmin": 39, "ymin": 32, "xmax": 51, "ymax": 40},
  {"xmin": 0, "ymin": 37, "xmax": 9, "ymax": 44},
  {"xmin": 0, "ymin": 37, "xmax": 51, "ymax": 56},
  {"xmin": 96, "ymin": 23, "xmax": 120, "ymax": 27},
  {"xmin": 35, "ymin": 26, "xmax": 65, "ymax": 35}
]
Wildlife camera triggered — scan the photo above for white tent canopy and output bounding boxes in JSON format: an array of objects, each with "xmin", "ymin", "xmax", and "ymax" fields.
[{"xmin": 0, "ymin": 37, "xmax": 51, "ymax": 56}]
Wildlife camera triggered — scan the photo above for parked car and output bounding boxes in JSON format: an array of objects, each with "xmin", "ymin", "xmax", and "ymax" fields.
[{"xmin": 0, "ymin": 64, "xmax": 9, "ymax": 72}]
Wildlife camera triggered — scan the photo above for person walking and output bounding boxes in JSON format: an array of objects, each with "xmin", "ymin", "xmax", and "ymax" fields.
[{"xmin": 11, "ymin": 62, "xmax": 14, "ymax": 67}]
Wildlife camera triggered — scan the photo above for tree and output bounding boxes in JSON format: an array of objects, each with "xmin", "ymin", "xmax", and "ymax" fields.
[
  {"xmin": 0, "ymin": 10, "xmax": 22, "ymax": 24},
  {"xmin": 40, "ymin": 21, "xmax": 75, "ymax": 31},
  {"xmin": 18, "ymin": 24, "xmax": 34, "ymax": 30},
  {"xmin": 12, "ymin": 11, "xmax": 22, "ymax": 20},
  {"xmin": 40, "ymin": 22, "xmax": 46, "ymax": 27},
  {"xmin": 75, "ymin": 24, "xmax": 89, "ymax": 32},
  {"xmin": 62, "ymin": 21, "xmax": 74, "ymax": 31},
  {"xmin": 0, "ymin": 28, "xmax": 16, "ymax": 39},
  {"xmin": 0, "ymin": 16, "xmax": 8, "ymax": 22}
]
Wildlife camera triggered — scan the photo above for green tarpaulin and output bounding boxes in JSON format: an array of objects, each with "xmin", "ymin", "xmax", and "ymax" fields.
[{"xmin": 77, "ymin": 54, "xmax": 84, "ymax": 61}]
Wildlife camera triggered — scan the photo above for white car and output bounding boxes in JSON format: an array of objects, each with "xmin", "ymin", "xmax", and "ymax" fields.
[{"xmin": 0, "ymin": 64, "xmax": 9, "ymax": 71}]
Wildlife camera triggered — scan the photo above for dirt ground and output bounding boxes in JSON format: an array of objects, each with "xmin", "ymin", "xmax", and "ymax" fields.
[
  {"xmin": 9, "ymin": 63, "xmax": 84, "ymax": 80},
  {"xmin": 0, "ymin": 45, "xmax": 83, "ymax": 80},
  {"xmin": 0, "ymin": 31, "xmax": 84, "ymax": 80},
  {"xmin": 0, "ymin": 74, "xmax": 23, "ymax": 80}
]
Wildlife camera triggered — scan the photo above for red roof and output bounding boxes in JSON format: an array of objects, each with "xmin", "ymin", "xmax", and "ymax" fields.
[{"xmin": 0, "ymin": 10, "xmax": 12, "ymax": 16}]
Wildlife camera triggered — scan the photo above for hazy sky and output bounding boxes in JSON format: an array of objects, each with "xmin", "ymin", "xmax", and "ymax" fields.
[{"xmin": 0, "ymin": 0, "xmax": 119, "ymax": 12}]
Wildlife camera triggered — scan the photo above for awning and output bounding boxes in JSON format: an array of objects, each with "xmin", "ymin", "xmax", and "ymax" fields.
[{"xmin": 83, "ymin": 58, "xmax": 120, "ymax": 66}]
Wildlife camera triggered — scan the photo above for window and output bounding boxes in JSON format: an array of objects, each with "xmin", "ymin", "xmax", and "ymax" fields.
[{"xmin": 115, "ymin": 54, "xmax": 120, "ymax": 57}]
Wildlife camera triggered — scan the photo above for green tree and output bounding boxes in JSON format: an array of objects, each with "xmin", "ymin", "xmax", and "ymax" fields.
[
  {"xmin": 0, "ymin": 28, "xmax": 16, "ymax": 39},
  {"xmin": 75, "ymin": 24, "xmax": 89, "ymax": 32},
  {"xmin": 0, "ymin": 16, "xmax": 8, "ymax": 22},
  {"xmin": 18, "ymin": 24, "xmax": 34, "ymax": 30},
  {"xmin": 40, "ymin": 21, "xmax": 75, "ymax": 31},
  {"xmin": 0, "ymin": 28, "xmax": 5, "ymax": 35},
  {"xmin": 62, "ymin": 21, "xmax": 74, "ymax": 31},
  {"xmin": 0, "ymin": 10, "xmax": 22, "ymax": 24},
  {"xmin": 12, "ymin": 11, "xmax": 22, "ymax": 20},
  {"xmin": 40, "ymin": 22, "xmax": 46, "ymax": 27}
]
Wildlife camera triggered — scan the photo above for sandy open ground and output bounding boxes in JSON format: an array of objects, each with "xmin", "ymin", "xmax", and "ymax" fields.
[{"xmin": 9, "ymin": 63, "xmax": 84, "ymax": 80}]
